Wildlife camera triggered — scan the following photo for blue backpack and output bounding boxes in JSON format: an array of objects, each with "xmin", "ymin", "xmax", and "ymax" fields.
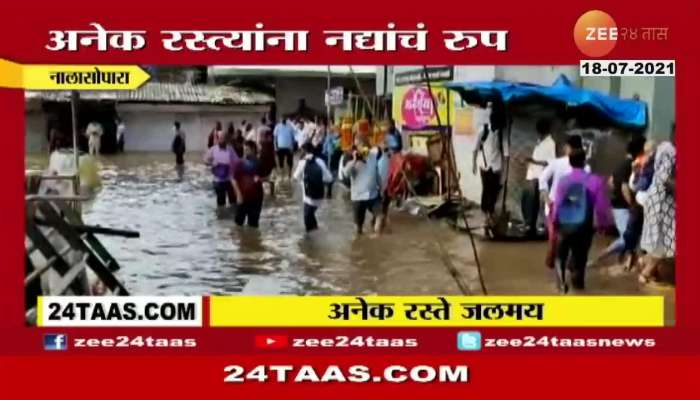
[{"xmin": 556, "ymin": 180, "xmax": 591, "ymax": 234}]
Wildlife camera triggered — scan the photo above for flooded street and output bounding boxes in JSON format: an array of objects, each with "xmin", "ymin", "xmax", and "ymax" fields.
[{"xmin": 27, "ymin": 152, "xmax": 674, "ymax": 323}]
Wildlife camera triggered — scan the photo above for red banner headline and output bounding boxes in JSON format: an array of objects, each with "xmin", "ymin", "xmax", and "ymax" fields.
[{"xmin": 45, "ymin": 22, "xmax": 508, "ymax": 53}]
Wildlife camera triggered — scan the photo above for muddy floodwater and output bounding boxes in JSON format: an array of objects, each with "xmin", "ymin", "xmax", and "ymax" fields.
[{"xmin": 26, "ymin": 152, "xmax": 675, "ymax": 324}]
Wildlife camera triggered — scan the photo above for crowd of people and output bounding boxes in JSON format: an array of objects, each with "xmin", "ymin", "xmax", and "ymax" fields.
[
  {"xmin": 517, "ymin": 119, "xmax": 676, "ymax": 292},
  {"xmin": 169, "ymin": 112, "xmax": 675, "ymax": 293},
  {"xmin": 46, "ymin": 110, "xmax": 675, "ymax": 294},
  {"xmin": 183, "ymin": 115, "xmax": 403, "ymax": 235}
]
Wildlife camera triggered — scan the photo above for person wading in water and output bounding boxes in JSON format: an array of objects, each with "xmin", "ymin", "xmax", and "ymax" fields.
[
  {"xmin": 293, "ymin": 142, "xmax": 333, "ymax": 232},
  {"xmin": 204, "ymin": 130, "xmax": 238, "ymax": 209}
]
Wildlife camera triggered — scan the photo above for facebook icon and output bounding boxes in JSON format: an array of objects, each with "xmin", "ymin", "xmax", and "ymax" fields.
[
  {"xmin": 457, "ymin": 331, "xmax": 482, "ymax": 351},
  {"xmin": 44, "ymin": 334, "xmax": 68, "ymax": 351}
]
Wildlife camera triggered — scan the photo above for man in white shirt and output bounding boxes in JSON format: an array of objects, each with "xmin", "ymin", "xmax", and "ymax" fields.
[
  {"xmin": 521, "ymin": 119, "xmax": 556, "ymax": 236},
  {"xmin": 293, "ymin": 119, "xmax": 305, "ymax": 151},
  {"xmin": 300, "ymin": 118, "xmax": 317, "ymax": 148},
  {"xmin": 310, "ymin": 120, "xmax": 327, "ymax": 153},
  {"xmin": 244, "ymin": 122, "xmax": 256, "ymax": 142},
  {"xmin": 256, "ymin": 117, "xmax": 272, "ymax": 146},
  {"xmin": 293, "ymin": 142, "xmax": 333, "ymax": 232},
  {"xmin": 85, "ymin": 121, "xmax": 103, "ymax": 156},
  {"xmin": 538, "ymin": 134, "xmax": 590, "ymax": 205},
  {"xmin": 472, "ymin": 110, "xmax": 509, "ymax": 228},
  {"xmin": 115, "ymin": 117, "xmax": 126, "ymax": 153}
]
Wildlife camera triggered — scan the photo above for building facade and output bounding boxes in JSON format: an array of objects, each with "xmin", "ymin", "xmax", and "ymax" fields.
[
  {"xmin": 378, "ymin": 65, "xmax": 675, "ymax": 219},
  {"xmin": 25, "ymin": 82, "xmax": 273, "ymax": 154},
  {"xmin": 209, "ymin": 66, "xmax": 376, "ymax": 121}
]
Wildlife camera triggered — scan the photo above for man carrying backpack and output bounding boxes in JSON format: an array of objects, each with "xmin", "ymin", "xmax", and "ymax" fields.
[
  {"xmin": 293, "ymin": 142, "xmax": 333, "ymax": 232},
  {"xmin": 552, "ymin": 149, "xmax": 612, "ymax": 293},
  {"xmin": 539, "ymin": 134, "xmax": 588, "ymax": 269}
]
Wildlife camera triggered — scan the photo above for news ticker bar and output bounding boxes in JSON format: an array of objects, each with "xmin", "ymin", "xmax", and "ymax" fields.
[
  {"xmin": 36, "ymin": 296, "xmax": 664, "ymax": 327},
  {"xmin": 210, "ymin": 296, "xmax": 663, "ymax": 327}
]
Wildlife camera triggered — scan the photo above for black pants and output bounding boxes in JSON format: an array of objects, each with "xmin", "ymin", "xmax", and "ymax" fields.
[
  {"xmin": 353, "ymin": 197, "xmax": 379, "ymax": 233},
  {"xmin": 175, "ymin": 152, "xmax": 185, "ymax": 165},
  {"xmin": 303, "ymin": 203, "xmax": 319, "ymax": 232},
  {"xmin": 214, "ymin": 181, "xmax": 235, "ymax": 207},
  {"xmin": 329, "ymin": 150, "xmax": 342, "ymax": 172},
  {"xmin": 235, "ymin": 198, "xmax": 263, "ymax": 227},
  {"xmin": 557, "ymin": 228, "xmax": 594, "ymax": 290},
  {"xmin": 521, "ymin": 179, "xmax": 540, "ymax": 234},
  {"xmin": 118, "ymin": 137, "xmax": 125, "ymax": 152},
  {"xmin": 480, "ymin": 169, "xmax": 502, "ymax": 214},
  {"xmin": 276, "ymin": 148, "xmax": 293, "ymax": 170}
]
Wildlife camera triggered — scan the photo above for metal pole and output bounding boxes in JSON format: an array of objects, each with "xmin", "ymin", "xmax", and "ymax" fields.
[
  {"xmin": 326, "ymin": 66, "xmax": 332, "ymax": 123},
  {"xmin": 70, "ymin": 91, "xmax": 80, "ymax": 195},
  {"xmin": 422, "ymin": 65, "xmax": 488, "ymax": 295},
  {"xmin": 501, "ymin": 108, "xmax": 512, "ymax": 216},
  {"xmin": 383, "ymin": 65, "xmax": 388, "ymax": 96},
  {"xmin": 421, "ymin": 66, "xmax": 449, "ymax": 192},
  {"xmin": 348, "ymin": 66, "xmax": 373, "ymax": 118}
]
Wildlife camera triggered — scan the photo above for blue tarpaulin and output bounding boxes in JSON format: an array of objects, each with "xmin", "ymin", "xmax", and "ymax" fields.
[{"xmin": 445, "ymin": 75, "xmax": 647, "ymax": 130}]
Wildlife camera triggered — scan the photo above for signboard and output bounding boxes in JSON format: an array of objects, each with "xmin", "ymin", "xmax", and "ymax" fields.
[
  {"xmin": 392, "ymin": 67, "xmax": 454, "ymax": 154},
  {"xmin": 325, "ymin": 86, "xmax": 344, "ymax": 106},
  {"xmin": 408, "ymin": 133, "xmax": 433, "ymax": 156},
  {"xmin": 392, "ymin": 84, "xmax": 453, "ymax": 130},
  {"xmin": 453, "ymin": 107, "xmax": 477, "ymax": 137},
  {"xmin": 394, "ymin": 66, "xmax": 454, "ymax": 86}
]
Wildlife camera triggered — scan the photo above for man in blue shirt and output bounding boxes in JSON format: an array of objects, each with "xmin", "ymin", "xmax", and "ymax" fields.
[
  {"xmin": 322, "ymin": 125, "xmax": 342, "ymax": 198},
  {"xmin": 342, "ymin": 147, "xmax": 382, "ymax": 236},
  {"xmin": 273, "ymin": 118, "xmax": 296, "ymax": 179}
]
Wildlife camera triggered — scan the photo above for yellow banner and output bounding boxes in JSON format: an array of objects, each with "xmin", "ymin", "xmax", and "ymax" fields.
[
  {"xmin": 0, "ymin": 58, "xmax": 149, "ymax": 90},
  {"xmin": 209, "ymin": 296, "xmax": 664, "ymax": 327}
]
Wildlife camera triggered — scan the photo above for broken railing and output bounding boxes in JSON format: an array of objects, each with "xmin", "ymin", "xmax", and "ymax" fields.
[{"xmin": 25, "ymin": 175, "xmax": 137, "ymax": 325}]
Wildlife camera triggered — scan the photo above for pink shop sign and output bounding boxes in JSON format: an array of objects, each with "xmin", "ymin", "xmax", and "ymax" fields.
[{"xmin": 401, "ymin": 86, "xmax": 436, "ymax": 129}]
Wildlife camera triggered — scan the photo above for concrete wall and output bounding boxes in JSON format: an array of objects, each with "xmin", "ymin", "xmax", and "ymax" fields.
[
  {"xmin": 275, "ymin": 76, "xmax": 375, "ymax": 119},
  {"xmin": 116, "ymin": 104, "xmax": 269, "ymax": 152},
  {"xmin": 620, "ymin": 76, "xmax": 655, "ymax": 105},
  {"xmin": 451, "ymin": 67, "xmax": 497, "ymax": 202},
  {"xmin": 651, "ymin": 77, "xmax": 675, "ymax": 141},
  {"xmin": 25, "ymin": 104, "xmax": 270, "ymax": 154},
  {"xmin": 26, "ymin": 112, "xmax": 48, "ymax": 153},
  {"xmin": 615, "ymin": 76, "xmax": 675, "ymax": 141},
  {"xmin": 581, "ymin": 76, "xmax": 614, "ymax": 95},
  {"xmin": 495, "ymin": 66, "xmax": 580, "ymax": 86},
  {"xmin": 454, "ymin": 66, "xmax": 496, "ymax": 82}
]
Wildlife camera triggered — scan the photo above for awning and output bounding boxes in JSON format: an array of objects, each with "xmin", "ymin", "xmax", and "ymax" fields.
[{"xmin": 445, "ymin": 74, "xmax": 647, "ymax": 131}]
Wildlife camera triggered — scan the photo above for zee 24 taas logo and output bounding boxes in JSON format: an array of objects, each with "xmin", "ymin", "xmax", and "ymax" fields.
[{"xmin": 44, "ymin": 333, "xmax": 68, "ymax": 351}]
